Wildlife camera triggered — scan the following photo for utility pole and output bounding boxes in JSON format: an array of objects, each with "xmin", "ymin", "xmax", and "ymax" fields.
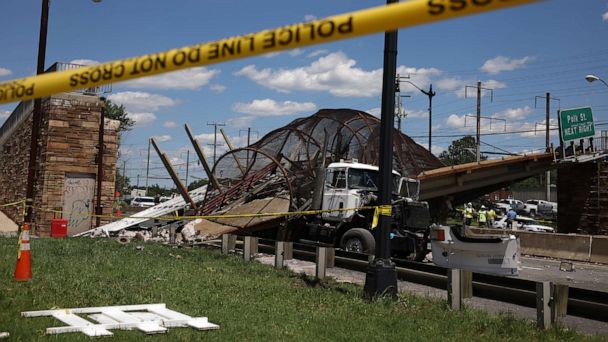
[
  {"xmin": 239, "ymin": 128, "xmax": 259, "ymax": 166},
  {"xmin": 364, "ymin": 0, "xmax": 398, "ymax": 299},
  {"xmin": 465, "ymin": 82, "xmax": 493, "ymax": 163},
  {"xmin": 122, "ymin": 160, "xmax": 127, "ymax": 195},
  {"xmin": 145, "ymin": 138, "xmax": 151, "ymax": 196},
  {"xmin": 207, "ymin": 122, "xmax": 226, "ymax": 166},
  {"xmin": 136, "ymin": 174, "xmax": 140, "ymax": 189},
  {"xmin": 25, "ymin": 0, "xmax": 50, "ymax": 224},
  {"xmin": 185, "ymin": 149, "xmax": 190, "ymax": 188},
  {"xmin": 535, "ymin": 93, "xmax": 560, "ymax": 201}
]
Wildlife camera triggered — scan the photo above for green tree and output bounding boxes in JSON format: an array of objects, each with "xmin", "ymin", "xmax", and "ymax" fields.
[
  {"xmin": 115, "ymin": 169, "xmax": 130, "ymax": 196},
  {"xmin": 104, "ymin": 100, "xmax": 135, "ymax": 133},
  {"xmin": 146, "ymin": 184, "xmax": 175, "ymax": 197},
  {"xmin": 438, "ymin": 136, "xmax": 487, "ymax": 166},
  {"xmin": 188, "ymin": 179, "xmax": 209, "ymax": 191}
]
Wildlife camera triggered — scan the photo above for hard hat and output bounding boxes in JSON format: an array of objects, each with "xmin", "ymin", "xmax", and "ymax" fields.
[
  {"xmin": 467, "ymin": 202, "xmax": 472, "ymax": 207},
  {"xmin": 481, "ymin": 205, "xmax": 486, "ymax": 209}
]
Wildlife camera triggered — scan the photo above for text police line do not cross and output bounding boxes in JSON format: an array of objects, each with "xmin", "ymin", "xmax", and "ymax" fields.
[{"xmin": 0, "ymin": 0, "xmax": 539, "ymax": 105}]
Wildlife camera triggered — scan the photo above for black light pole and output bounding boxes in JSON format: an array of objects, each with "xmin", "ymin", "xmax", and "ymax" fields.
[
  {"xmin": 24, "ymin": 0, "xmax": 50, "ymax": 224},
  {"xmin": 405, "ymin": 81, "xmax": 435, "ymax": 151},
  {"xmin": 363, "ymin": 0, "xmax": 398, "ymax": 299}
]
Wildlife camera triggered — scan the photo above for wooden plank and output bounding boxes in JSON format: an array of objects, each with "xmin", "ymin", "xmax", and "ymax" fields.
[{"xmin": 102, "ymin": 308, "xmax": 166, "ymax": 334}]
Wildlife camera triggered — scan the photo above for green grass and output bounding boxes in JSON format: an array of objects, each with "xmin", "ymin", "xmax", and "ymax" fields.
[{"xmin": 0, "ymin": 238, "xmax": 601, "ymax": 341}]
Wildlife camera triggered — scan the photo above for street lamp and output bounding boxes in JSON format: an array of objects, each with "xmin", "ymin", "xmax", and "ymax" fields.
[
  {"xmin": 585, "ymin": 74, "xmax": 608, "ymax": 88},
  {"xmin": 397, "ymin": 77, "xmax": 436, "ymax": 152}
]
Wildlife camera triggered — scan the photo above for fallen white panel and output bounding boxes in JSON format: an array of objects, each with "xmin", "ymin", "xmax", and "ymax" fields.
[
  {"xmin": 22, "ymin": 303, "xmax": 219, "ymax": 337},
  {"xmin": 75, "ymin": 186, "xmax": 207, "ymax": 236},
  {"xmin": 431, "ymin": 225, "xmax": 520, "ymax": 276}
]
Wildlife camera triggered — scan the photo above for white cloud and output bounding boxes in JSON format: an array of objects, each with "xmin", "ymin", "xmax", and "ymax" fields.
[
  {"xmin": 446, "ymin": 113, "xmax": 505, "ymax": 133},
  {"xmin": 289, "ymin": 49, "xmax": 303, "ymax": 56},
  {"xmin": 210, "ymin": 84, "xmax": 226, "ymax": 93},
  {"xmin": 127, "ymin": 112, "xmax": 156, "ymax": 126},
  {"xmin": 493, "ymin": 106, "xmax": 532, "ymax": 120},
  {"xmin": 304, "ymin": 14, "xmax": 317, "ymax": 21},
  {"xmin": 480, "ymin": 56, "xmax": 533, "ymax": 74},
  {"xmin": 235, "ymin": 51, "xmax": 441, "ymax": 98},
  {"xmin": 603, "ymin": 11, "xmax": 608, "ymax": 21},
  {"xmin": 123, "ymin": 67, "xmax": 219, "ymax": 90},
  {"xmin": 69, "ymin": 59, "xmax": 99, "ymax": 66},
  {"xmin": 226, "ymin": 116, "xmax": 256, "ymax": 130},
  {"xmin": 232, "ymin": 99, "xmax": 316, "ymax": 116},
  {"xmin": 307, "ymin": 49, "xmax": 328, "ymax": 58},
  {"xmin": 431, "ymin": 144, "xmax": 445, "ymax": 155},
  {"xmin": 403, "ymin": 109, "xmax": 428, "ymax": 119},
  {"xmin": 0, "ymin": 67, "xmax": 12, "ymax": 77},
  {"xmin": 152, "ymin": 135, "xmax": 172, "ymax": 142},
  {"xmin": 447, "ymin": 114, "xmax": 467, "ymax": 129},
  {"xmin": 163, "ymin": 121, "xmax": 178, "ymax": 128},
  {"xmin": 0, "ymin": 110, "xmax": 11, "ymax": 123},
  {"xmin": 436, "ymin": 78, "xmax": 506, "ymax": 97},
  {"xmin": 108, "ymin": 91, "xmax": 176, "ymax": 112},
  {"xmin": 366, "ymin": 107, "xmax": 381, "ymax": 117}
]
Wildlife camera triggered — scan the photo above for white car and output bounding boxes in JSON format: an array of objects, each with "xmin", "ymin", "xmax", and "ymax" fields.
[
  {"xmin": 494, "ymin": 199, "xmax": 526, "ymax": 214},
  {"xmin": 131, "ymin": 196, "xmax": 156, "ymax": 208},
  {"xmin": 492, "ymin": 215, "xmax": 554, "ymax": 233}
]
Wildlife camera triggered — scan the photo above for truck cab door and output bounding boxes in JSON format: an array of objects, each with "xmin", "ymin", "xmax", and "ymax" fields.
[
  {"xmin": 322, "ymin": 168, "xmax": 348, "ymax": 220},
  {"xmin": 430, "ymin": 225, "xmax": 520, "ymax": 276}
]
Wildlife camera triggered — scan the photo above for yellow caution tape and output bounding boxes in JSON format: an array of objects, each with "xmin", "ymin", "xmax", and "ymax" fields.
[
  {"xmin": 0, "ymin": 0, "xmax": 539, "ymax": 105},
  {"xmin": 0, "ymin": 199, "xmax": 26, "ymax": 208},
  {"xmin": 371, "ymin": 204, "xmax": 393, "ymax": 229},
  {"xmin": 35, "ymin": 204, "xmax": 383, "ymax": 222}
]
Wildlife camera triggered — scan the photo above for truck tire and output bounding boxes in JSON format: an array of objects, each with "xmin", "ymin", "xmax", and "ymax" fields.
[{"xmin": 340, "ymin": 228, "xmax": 375, "ymax": 255}]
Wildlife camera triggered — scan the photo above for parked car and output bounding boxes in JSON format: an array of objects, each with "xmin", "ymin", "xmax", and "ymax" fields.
[
  {"xmin": 525, "ymin": 199, "xmax": 557, "ymax": 217},
  {"xmin": 492, "ymin": 215, "xmax": 554, "ymax": 232},
  {"xmin": 494, "ymin": 199, "xmax": 526, "ymax": 214},
  {"xmin": 131, "ymin": 196, "xmax": 156, "ymax": 208}
]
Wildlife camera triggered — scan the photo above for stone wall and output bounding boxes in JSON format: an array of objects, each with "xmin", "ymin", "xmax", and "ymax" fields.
[
  {"xmin": 0, "ymin": 93, "xmax": 119, "ymax": 235},
  {"xmin": 557, "ymin": 160, "xmax": 608, "ymax": 235}
]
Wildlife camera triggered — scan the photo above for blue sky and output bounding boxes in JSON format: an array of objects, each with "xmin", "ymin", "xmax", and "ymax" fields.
[{"xmin": 1, "ymin": 0, "xmax": 608, "ymax": 188}]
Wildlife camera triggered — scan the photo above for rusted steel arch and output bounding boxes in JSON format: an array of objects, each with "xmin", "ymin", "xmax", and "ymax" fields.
[
  {"xmin": 206, "ymin": 146, "xmax": 296, "ymax": 211},
  {"xmin": 269, "ymin": 126, "xmax": 322, "ymax": 175}
]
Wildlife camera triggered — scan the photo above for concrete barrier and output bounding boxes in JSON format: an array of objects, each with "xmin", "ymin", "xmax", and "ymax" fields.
[
  {"xmin": 519, "ymin": 231, "xmax": 591, "ymax": 262},
  {"xmin": 590, "ymin": 236, "xmax": 608, "ymax": 264},
  {"xmin": 468, "ymin": 228, "xmax": 595, "ymax": 263}
]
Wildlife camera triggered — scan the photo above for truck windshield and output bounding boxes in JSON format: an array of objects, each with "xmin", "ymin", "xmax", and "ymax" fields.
[{"xmin": 347, "ymin": 169, "xmax": 399, "ymax": 193}]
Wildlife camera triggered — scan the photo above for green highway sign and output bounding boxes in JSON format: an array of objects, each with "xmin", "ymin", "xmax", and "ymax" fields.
[{"xmin": 560, "ymin": 107, "xmax": 595, "ymax": 142}]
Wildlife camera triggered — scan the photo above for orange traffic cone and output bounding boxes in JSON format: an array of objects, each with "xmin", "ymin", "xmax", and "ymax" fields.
[
  {"xmin": 115, "ymin": 206, "xmax": 121, "ymax": 217},
  {"xmin": 14, "ymin": 223, "xmax": 32, "ymax": 281}
]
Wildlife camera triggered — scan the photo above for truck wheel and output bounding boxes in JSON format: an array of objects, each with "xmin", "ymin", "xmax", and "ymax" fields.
[{"xmin": 340, "ymin": 228, "xmax": 375, "ymax": 255}]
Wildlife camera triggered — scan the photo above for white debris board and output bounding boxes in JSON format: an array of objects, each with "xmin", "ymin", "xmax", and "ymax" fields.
[{"xmin": 21, "ymin": 303, "xmax": 219, "ymax": 337}]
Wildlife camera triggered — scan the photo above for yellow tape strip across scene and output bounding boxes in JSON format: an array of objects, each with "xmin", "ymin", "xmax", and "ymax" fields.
[
  {"xmin": 0, "ymin": 0, "xmax": 539, "ymax": 105},
  {"xmin": 36, "ymin": 205, "xmax": 383, "ymax": 222}
]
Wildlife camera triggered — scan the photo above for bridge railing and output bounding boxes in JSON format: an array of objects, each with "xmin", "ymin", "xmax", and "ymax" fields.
[{"xmin": 559, "ymin": 130, "xmax": 608, "ymax": 161}]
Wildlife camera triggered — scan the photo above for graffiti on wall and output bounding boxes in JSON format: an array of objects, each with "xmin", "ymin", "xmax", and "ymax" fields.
[{"xmin": 62, "ymin": 174, "xmax": 95, "ymax": 235}]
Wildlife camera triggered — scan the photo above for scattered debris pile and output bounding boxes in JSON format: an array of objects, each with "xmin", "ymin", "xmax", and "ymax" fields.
[{"xmin": 86, "ymin": 109, "xmax": 442, "ymax": 242}]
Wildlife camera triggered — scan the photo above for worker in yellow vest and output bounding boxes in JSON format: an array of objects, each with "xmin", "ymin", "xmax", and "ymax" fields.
[
  {"xmin": 478, "ymin": 205, "xmax": 487, "ymax": 227},
  {"xmin": 463, "ymin": 202, "xmax": 475, "ymax": 227},
  {"xmin": 487, "ymin": 207, "xmax": 496, "ymax": 228}
]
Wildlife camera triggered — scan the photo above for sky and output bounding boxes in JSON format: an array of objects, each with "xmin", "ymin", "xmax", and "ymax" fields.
[{"xmin": 1, "ymin": 0, "xmax": 608, "ymax": 188}]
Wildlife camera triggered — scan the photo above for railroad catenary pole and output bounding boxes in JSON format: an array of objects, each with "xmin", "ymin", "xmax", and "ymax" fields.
[
  {"xmin": 476, "ymin": 81, "xmax": 481, "ymax": 163},
  {"xmin": 145, "ymin": 138, "xmax": 151, "ymax": 196},
  {"xmin": 364, "ymin": 0, "xmax": 398, "ymax": 299},
  {"xmin": 545, "ymin": 92, "xmax": 551, "ymax": 201}
]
